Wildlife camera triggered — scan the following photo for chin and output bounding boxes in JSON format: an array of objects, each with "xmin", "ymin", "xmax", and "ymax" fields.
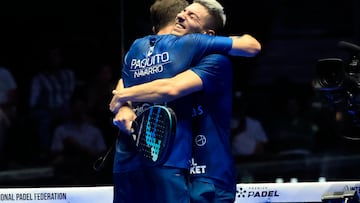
[
  {"xmin": 173, "ymin": 26, "xmax": 189, "ymax": 35},
  {"xmin": 171, "ymin": 30, "xmax": 185, "ymax": 36}
]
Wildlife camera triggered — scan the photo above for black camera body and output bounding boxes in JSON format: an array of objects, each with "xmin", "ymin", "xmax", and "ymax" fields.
[{"xmin": 314, "ymin": 41, "xmax": 360, "ymax": 136}]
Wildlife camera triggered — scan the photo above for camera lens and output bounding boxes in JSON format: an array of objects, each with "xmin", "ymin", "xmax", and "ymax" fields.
[{"xmin": 316, "ymin": 58, "xmax": 344, "ymax": 89}]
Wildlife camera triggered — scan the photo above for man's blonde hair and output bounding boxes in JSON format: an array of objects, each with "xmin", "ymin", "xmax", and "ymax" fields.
[{"xmin": 193, "ymin": 0, "xmax": 226, "ymax": 31}]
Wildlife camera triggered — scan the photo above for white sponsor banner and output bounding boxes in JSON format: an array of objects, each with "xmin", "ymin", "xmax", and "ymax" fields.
[
  {"xmin": 0, "ymin": 181, "xmax": 359, "ymax": 203},
  {"xmin": 0, "ymin": 186, "xmax": 113, "ymax": 203},
  {"xmin": 236, "ymin": 181, "xmax": 360, "ymax": 202}
]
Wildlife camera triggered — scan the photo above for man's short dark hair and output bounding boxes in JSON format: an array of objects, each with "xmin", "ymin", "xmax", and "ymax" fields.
[{"xmin": 150, "ymin": 0, "xmax": 189, "ymax": 33}]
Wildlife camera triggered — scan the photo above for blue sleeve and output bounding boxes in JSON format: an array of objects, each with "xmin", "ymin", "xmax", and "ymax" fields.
[
  {"xmin": 182, "ymin": 34, "xmax": 233, "ymax": 55},
  {"xmin": 190, "ymin": 54, "xmax": 232, "ymax": 94}
]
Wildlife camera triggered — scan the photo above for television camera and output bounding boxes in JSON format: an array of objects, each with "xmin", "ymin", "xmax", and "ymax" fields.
[{"xmin": 314, "ymin": 41, "xmax": 360, "ymax": 139}]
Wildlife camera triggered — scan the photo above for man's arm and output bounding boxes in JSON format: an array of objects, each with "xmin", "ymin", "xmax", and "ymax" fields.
[
  {"xmin": 109, "ymin": 78, "xmax": 132, "ymax": 113},
  {"xmin": 112, "ymin": 104, "xmax": 137, "ymax": 135},
  {"xmin": 110, "ymin": 33, "xmax": 261, "ymax": 114},
  {"xmin": 112, "ymin": 51, "xmax": 236, "ymax": 104},
  {"xmin": 110, "ymin": 70, "xmax": 201, "ymax": 133},
  {"xmin": 108, "ymin": 78, "xmax": 136, "ymax": 134},
  {"xmin": 229, "ymin": 34, "xmax": 261, "ymax": 57},
  {"xmin": 112, "ymin": 70, "xmax": 203, "ymax": 103}
]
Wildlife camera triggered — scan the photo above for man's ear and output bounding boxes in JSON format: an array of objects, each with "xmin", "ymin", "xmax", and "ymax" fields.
[{"xmin": 204, "ymin": 30, "xmax": 215, "ymax": 36}]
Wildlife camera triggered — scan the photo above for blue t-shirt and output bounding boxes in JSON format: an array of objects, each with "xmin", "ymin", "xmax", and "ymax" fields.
[
  {"xmin": 190, "ymin": 54, "xmax": 236, "ymax": 192},
  {"xmin": 113, "ymin": 34, "xmax": 233, "ymax": 172}
]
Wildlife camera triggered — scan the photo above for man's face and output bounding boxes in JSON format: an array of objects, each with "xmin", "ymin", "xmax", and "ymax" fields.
[{"xmin": 171, "ymin": 3, "xmax": 211, "ymax": 36}]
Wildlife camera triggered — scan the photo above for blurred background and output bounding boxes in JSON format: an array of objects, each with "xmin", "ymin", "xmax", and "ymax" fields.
[{"xmin": 0, "ymin": 0, "xmax": 359, "ymax": 186}]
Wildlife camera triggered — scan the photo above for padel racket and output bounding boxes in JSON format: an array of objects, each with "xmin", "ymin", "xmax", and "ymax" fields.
[{"xmin": 131, "ymin": 105, "xmax": 177, "ymax": 166}]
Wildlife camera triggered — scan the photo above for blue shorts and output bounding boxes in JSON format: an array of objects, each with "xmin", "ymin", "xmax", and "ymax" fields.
[
  {"xmin": 145, "ymin": 166, "xmax": 190, "ymax": 203},
  {"xmin": 189, "ymin": 179, "xmax": 235, "ymax": 203},
  {"xmin": 113, "ymin": 168, "xmax": 151, "ymax": 203}
]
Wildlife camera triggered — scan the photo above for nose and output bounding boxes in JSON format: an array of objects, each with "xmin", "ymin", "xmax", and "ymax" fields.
[{"xmin": 176, "ymin": 13, "xmax": 185, "ymax": 23}]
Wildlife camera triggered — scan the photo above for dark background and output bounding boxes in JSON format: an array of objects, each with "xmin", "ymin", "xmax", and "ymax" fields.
[
  {"xmin": 0, "ymin": 0, "xmax": 360, "ymax": 185},
  {"xmin": 0, "ymin": 0, "xmax": 358, "ymax": 89}
]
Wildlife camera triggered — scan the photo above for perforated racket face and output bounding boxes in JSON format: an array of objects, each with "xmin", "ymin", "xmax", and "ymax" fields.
[{"xmin": 133, "ymin": 105, "xmax": 176, "ymax": 166}]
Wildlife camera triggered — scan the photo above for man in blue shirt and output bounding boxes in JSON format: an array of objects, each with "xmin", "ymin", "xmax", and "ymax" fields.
[
  {"xmin": 110, "ymin": 0, "xmax": 261, "ymax": 202},
  {"xmin": 111, "ymin": 1, "xmax": 191, "ymax": 202}
]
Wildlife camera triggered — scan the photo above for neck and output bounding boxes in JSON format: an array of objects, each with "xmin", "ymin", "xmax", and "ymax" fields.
[{"xmin": 156, "ymin": 24, "xmax": 174, "ymax": 35}]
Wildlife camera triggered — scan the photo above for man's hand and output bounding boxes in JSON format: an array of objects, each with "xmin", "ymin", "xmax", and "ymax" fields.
[
  {"xmin": 109, "ymin": 96, "xmax": 122, "ymax": 114},
  {"xmin": 109, "ymin": 78, "xmax": 124, "ymax": 113},
  {"xmin": 113, "ymin": 106, "xmax": 137, "ymax": 136}
]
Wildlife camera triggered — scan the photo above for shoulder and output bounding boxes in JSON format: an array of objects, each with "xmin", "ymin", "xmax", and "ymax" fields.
[
  {"xmin": 130, "ymin": 35, "xmax": 152, "ymax": 46},
  {"xmin": 133, "ymin": 35, "xmax": 162, "ymax": 43},
  {"xmin": 202, "ymin": 54, "xmax": 231, "ymax": 65},
  {"xmin": 129, "ymin": 35, "xmax": 160, "ymax": 50}
]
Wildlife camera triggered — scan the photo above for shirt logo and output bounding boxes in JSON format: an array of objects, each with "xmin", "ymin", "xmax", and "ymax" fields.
[
  {"xmin": 190, "ymin": 158, "xmax": 206, "ymax": 174},
  {"xmin": 130, "ymin": 52, "xmax": 171, "ymax": 78},
  {"xmin": 194, "ymin": 134, "xmax": 206, "ymax": 147}
]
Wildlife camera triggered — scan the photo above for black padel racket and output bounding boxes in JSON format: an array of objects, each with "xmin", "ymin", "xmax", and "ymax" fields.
[{"xmin": 131, "ymin": 105, "xmax": 177, "ymax": 166}]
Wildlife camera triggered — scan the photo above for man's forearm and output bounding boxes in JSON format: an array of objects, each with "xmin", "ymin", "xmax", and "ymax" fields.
[
  {"xmin": 229, "ymin": 34, "xmax": 261, "ymax": 57},
  {"xmin": 109, "ymin": 78, "xmax": 131, "ymax": 113},
  {"xmin": 113, "ymin": 70, "xmax": 202, "ymax": 103},
  {"xmin": 113, "ymin": 79, "xmax": 178, "ymax": 103}
]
